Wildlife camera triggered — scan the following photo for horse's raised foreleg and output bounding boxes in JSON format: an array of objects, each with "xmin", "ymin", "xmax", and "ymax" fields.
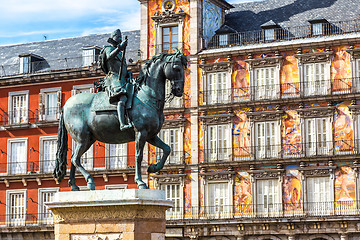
[
  {"xmin": 147, "ymin": 136, "xmax": 170, "ymax": 173},
  {"xmin": 135, "ymin": 130, "xmax": 148, "ymax": 189},
  {"xmin": 70, "ymin": 140, "xmax": 96, "ymax": 190}
]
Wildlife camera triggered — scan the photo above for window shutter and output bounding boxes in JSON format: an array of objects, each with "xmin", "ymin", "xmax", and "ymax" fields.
[
  {"xmin": 56, "ymin": 91, "xmax": 62, "ymax": 118},
  {"xmin": 208, "ymin": 126, "xmax": 217, "ymax": 161},
  {"xmin": 71, "ymin": 89, "xmax": 77, "ymax": 96},
  {"xmin": 38, "ymin": 93, "xmax": 44, "ymax": 121},
  {"xmin": 256, "ymin": 122, "xmax": 265, "ymax": 158}
]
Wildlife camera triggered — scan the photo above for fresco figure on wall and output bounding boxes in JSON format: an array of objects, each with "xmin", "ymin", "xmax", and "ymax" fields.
[
  {"xmin": 283, "ymin": 169, "xmax": 302, "ymax": 212},
  {"xmin": 335, "ymin": 166, "xmax": 355, "ymax": 208},
  {"xmin": 234, "ymin": 172, "xmax": 252, "ymax": 215}
]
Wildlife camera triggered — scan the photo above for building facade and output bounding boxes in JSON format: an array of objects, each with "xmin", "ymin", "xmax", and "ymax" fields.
[{"xmin": 1, "ymin": 0, "xmax": 360, "ymax": 239}]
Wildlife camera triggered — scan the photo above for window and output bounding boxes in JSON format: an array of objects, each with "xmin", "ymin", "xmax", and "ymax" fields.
[
  {"xmin": 73, "ymin": 141, "xmax": 93, "ymax": 170},
  {"xmin": 304, "ymin": 62, "xmax": 328, "ymax": 96},
  {"xmin": 8, "ymin": 139, "xmax": 27, "ymax": 175},
  {"xmin": 255, "ymin": 121, "xmax": 280, "ymax": 159},
  {"xmin": 312, "ymin": 23, "xmax": 323, "ymax": 36},
  {"xmin": 307, "ymin": 177, "xmax": 331, "ymax": 215},
  {"xmin": 164, "ymin": 80, "xmax": 182, "ymax": 108},
  {"xmin": 206, "ymin": 124, "xmax": 231, "ymax": 162},
  {"xmin": 158, "ymin": 128, "xmax": 182, "ymax": 165},
  {"xmin": 39, "ymin": 189, "xmax": 58, "ymax": 225},
  {"xmin": 41, "ymin": 137, "xmax": 57, "ymax": 173},
  {"xmin": 206, "ymin": 72, "xmax": 230, "ymax": 104},
  {"xmin": 264, "ymin": 28, "xmax": 275, "ymax": 41},
  {"xmin": 107, "ymin": 143, "xmax": 127, "ymax": 169},
  {"xmin": 256, "ymin": 179, "xmax": 280, "ymax": 217},
  {"xmin": 356, "ymin": 59, "xmax": 360, "ymax": 92},
  {"xmin": 162, "ymin": 26, "xmax": 178, "ymax": 52},
  {"xmin": 71, "ymin": 84, "xmax": 95, "ymax": 95},
  {"xmin": 9, "ymin": 91, "xmax": 29, "ymax": 125},
  {"xmin": 254, "ymin": 67, "xmax": 277, "ymax": 100},
  {"xmin": 305, "ymin": 118, "xmax": 332, "ymax": 156},
  {"xmin": 82, "ymin": 47, "xmax": 100, "ymax": 67},
  {"xmin": 207, "ymin": 182, "xmax": 230, "ymax": 218},
  {"xmin": 7, "ymin": 190, "xmax": 26, "ymax": 226},
  {"xmin": 162, "ymin": 184, "xmax": 182, "ymax": 219},
  {"xmin": 105, "ymin": 184, "xmax": 128, "ymax": 190},
  {"xmin": 19, "ymin": 56, "xmax": 30, "ymax": 74},
  {"xmin": 218, "ymin": 34, "xmax": 228, "ymax": 46},
  {"xmin": 39, "ymin": 88, "xmax": 61, "ymax": 121}
]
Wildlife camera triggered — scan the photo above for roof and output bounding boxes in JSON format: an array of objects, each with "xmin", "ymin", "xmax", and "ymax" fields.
[
  {"xmin": 224, "ymin": 0, "xmax": 360, "ymax": 32},
  {"xmin": 0, "ymin": 30, "xmax": 140, "ymax": 77}
]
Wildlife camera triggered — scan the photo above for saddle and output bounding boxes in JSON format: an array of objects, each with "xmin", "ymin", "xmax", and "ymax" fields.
[{"xmin": 91, "ymin": 82, "xmax": 135, "ymax": 113}]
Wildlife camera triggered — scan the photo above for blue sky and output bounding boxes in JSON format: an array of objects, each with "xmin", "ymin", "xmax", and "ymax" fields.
[{"xmin": 0, "ymin": 0, "xmax": 260, "ymax": 46}]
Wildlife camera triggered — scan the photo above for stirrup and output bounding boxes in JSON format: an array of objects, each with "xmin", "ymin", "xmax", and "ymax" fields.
[{"xmin": 120, "ymin": 124, "xmax": 132, "ymax": 131}]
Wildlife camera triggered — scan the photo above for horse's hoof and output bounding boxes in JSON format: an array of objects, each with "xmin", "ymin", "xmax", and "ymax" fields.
[
  {"xmin": 138, "ymin": 183, "xmax": 148, "ymax": 189},
  {"xmin": 87, "ymin": 182, "xmax": 95, "ymax": 190},
  {"xmin": 147, "ymin": 164, "xmax": 158, "ymax": 173},
  {"xmin": 71, "ymin": 186, "xmax": 80, "ymax": 191}
]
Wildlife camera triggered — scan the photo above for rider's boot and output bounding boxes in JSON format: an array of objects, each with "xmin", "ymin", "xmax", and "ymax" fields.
[{"xmin": 117, "ymin": 100, "xmax": 132, "ymax": 131}]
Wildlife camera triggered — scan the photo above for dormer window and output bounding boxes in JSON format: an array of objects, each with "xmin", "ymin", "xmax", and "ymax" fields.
[
  {"xmin": 19, "ymin": 54, "xmax": 43, "ymax": 74},
  {"xmin": 218, "ymin": 34, "xmax": 228, "ymax": 46},
  {"xmin": 309, "ymin": 19, "xmax": 329, "ymax": 36},
  {"xmin": 82, "ymin": 46, "xmax": 101, "ymax": 67},
  {"xmin": 261, "ymin": 20, "xmax": 280, "ymax": 42},
  {"xmin": 264, "ymin": 29, "xmax": 275, "ymax": 41}
]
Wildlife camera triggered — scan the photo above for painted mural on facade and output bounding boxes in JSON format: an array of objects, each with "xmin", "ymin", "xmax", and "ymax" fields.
[
  {"xmin": 283, "ymin": 166, "xmax": 302, "ymax": 213},
  {"xmin": 280, "ymin": 51, "xmax": 299, "ymax": 97},
  {"xmin": 184, "ymin": 174, "xmax": 192, "ymax": 215},
  {"xmin": 334, "ymin": 101, "xmax": 353, "ymax": 153},
  {"xmin": 233, "ymin": 109, "xmax": 251, "ymax": 160},
  {"xmin": 335, "ymin": 166, "xmax": 356, "ymax": 208},
  {"xmin": 331, "ymin": 46, "xmax": 352, "ymax": 92},
  {"xmin": 232, "ymin": 56, "xmax": 250, "ymax": 101},
  {"xmin": 234, "ymin": 172, "xmax": 252, "ymax": 216},
  {"xmin": 282, "ymin": 109, "xmax": 301, "ymax": 157},
  {"xmin": 202, "ymin": 0, "xmax": 222, "ymax": 47}
]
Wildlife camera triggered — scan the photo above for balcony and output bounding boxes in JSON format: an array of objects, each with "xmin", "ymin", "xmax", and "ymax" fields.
[
  {"xmin": 200, "ymin": 78, "xmax": 359, "ymax": 107},
  {"xmin": 0, "ymin": 110, "xmax": 36, "ymax": 129},
  {"xmin": 153, "ymin": 151, "xmax": 187, "ymax": 166},
  {"xmin": 35, "ymin": 107, "xmax": 61, "ymax": 127},
  {"xmin": 152, "ymin": 43, "xmax": 184, "ymax": 55},
  {"xmin": 207, "ymin": 19, "xmax": 360, "ymax": 49},
  {"xmin": 0, "ymin": 213, "xmax": 54, "ymax": 227},
  {"xmin": 200, "ymin": 140, "xmax": 355, "ymax": 163},
  {"xmin": 165, "ymin": 201, "xmax": 358, "ymax": 221}
]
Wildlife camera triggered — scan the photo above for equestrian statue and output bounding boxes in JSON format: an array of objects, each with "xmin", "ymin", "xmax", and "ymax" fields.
[{"xmin": 53, "ymin": 29, "xmax": 187, "ymax": 190}]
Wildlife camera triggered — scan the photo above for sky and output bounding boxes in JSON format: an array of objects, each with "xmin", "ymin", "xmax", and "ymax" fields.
[{"xmin": 0, "ymin": 0, "xmax": 262, "ymax": 46}]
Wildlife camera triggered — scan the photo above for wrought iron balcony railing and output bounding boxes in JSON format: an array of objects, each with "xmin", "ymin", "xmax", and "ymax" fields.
[
  {"xmin": 201, "ymin": 139, "xmax": 356, "ymax": 163},
  {"xmin": 153, "ymin": 151, "xmax": 187, "ymax": 165},
  {"xmin": 207, "ymin": 19, "xmax": 360, "ymax": 49},
  {"xmin": 0, "ymin": 110, "xmax": 36, "ymax": 127},
  {"xmin": 165, "ymin": 201, "xmax": 358, "ymax": 221},
  {"xmin": 200, "ymin": 78, "xmax": 358, "ymax": 106},
  {"xmin": 35, "ymin": 107, "xmax": 61, "ymax": 123},
  {"xmin": 0, "ymin": 213, "xmax": 54, "ymax": 227}
]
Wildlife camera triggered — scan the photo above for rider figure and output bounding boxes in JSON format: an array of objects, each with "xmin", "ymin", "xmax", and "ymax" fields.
[{"xmin": 100, "ymin": 29, "xmax": 132, "ymax": 131}]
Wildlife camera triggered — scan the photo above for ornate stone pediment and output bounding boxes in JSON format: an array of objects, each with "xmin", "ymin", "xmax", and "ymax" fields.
[
  {"xmin": 297, "ymin": 106, "xmax": 335, "ymax": 118},
  {"xmin": 152, "ymin": 174, "xmax": 186, "ymax": 185},
  {"xmin": 346, "ymin": 47, "xmax": 360, "ymax": 60},
  {"xmin": 151, "ymin": 9, "xmax": 186, "ymax": 25},
  {"xmin": 294, "ymin": 51, "xmax": 334, "ymax": 63},
  {"xmin": 199, "ymin": 60, "xmax": 234, "ymax": 73},
  {"xmin": 245, "ymin": 56, "xmax": 282, "ymax": 68},
  {"xmin": 349, "ymin": 104, "xmax": 360, "ymax": 115},
  {"xmin": 300, "ymin": 166, "xmax": 335, "ymax": 176},
  {"xmin": 199, "ymin": 171, "xmax": 235, "ymax": 181},
  {"xmin": 250, "ymin": 169, "xmax": 284, "ymax": 179},
  {"xmin": 246, "ymin": 110, "xmax": 284, "ymax": 122},
  {"xmin": 163, "ymin": 118, "xmax": 186, "ymax": 128},
  {"xmin": 199, "ymin": 113, "xmax": 234, "ymax": 125}
]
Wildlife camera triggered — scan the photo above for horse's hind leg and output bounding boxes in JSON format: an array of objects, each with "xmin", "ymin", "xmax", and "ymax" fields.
[
  {"xmin": 70, "ymin": 139, "xmax": 96, "ymax": 190},
  {"xmin": 68, "ymin": 163, "xmax": 79, "ymax": 191},
  {"xmin": 135, "ymin": 130, "xmax": 148, "ymax": 189},
  {"xmin": 147, "ymin": 136, "xmax": 170, "ymax": 173}
]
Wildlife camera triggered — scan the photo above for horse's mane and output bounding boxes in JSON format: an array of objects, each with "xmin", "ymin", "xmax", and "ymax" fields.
[{"xmin": 136, "ymin": 52, "xmax": 187, "ymax": 86}]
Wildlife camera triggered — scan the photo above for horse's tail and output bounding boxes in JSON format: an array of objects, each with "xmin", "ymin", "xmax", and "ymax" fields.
[{"xmin": 53, "ymin": 110, "xmax": 68, "ymax": 183}]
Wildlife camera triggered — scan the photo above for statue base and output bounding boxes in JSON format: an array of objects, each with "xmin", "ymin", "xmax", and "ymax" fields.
[{"xmin": 47, "ymin": 189, "xmax": 173, "ymax": 240}]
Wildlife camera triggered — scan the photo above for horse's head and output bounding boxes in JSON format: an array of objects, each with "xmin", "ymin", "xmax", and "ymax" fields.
[{"xmin": 163, "ymin": 51, "xmax": 188, "ymax": 97}]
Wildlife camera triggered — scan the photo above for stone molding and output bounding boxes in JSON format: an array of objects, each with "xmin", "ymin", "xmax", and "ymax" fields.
[
  {"xmin": 297, "ymin": 106, "xmax": 335, "ymax": 118},
  {"xmin": 246, "ymin": 110, "xmax": 284, "ymax": 122},
  {"xmin": 199, "ymin": 60, "xmax": 234, "ymax": 73},
  {"xmin": 250, "ymin": 169, "xmax": 284, "ymax": 179},
  {"xmin": 294, "ymin": 51, "xmax": 334, "ymax": 64},
  {"xmin": 300, "ymin": 166, "xmax": 336, "ymax": 177},
  {"xmin": 151, "ymin": 9, "xmax": 186, "ymax": 25},
  {"xmin": 245, "ymin": 56, "xmax": 283, "ymax": 68},
  {"xmin": 152, "ymin": 173, "xmax": 186, "ymax": 186},
  {"xmin": 346, "ymin": 47, "xmax": 360, "ymax": 60},
  {"xmin": 199, "ymin": 171, "xmax": 235, "ymax": 181},
  {"xmin": 199, "ymin": 113, "xmax": 234, "ymax": 125},
  {"xmin": 349, "ymin": 104, "xmax": 360, "ymax": 114},
  {"xmin": 163, "ymin": 117, "xmax": 187, "ymax": 128}
]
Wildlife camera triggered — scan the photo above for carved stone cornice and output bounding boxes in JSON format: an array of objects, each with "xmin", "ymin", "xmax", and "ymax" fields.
[
  {"xmin": 348, "ymin": 104, "xmax": 360, "ymax": 114},
  {"xmin": 297, "ymin": 106, "xmax": 335, "ymax": 118},
  {"xmin": 199, "ymin": 60, "xmax": 234, "ymax": 73},
  {"xmin": 250, "ymin": 169, "xmax": 284, "ymax": 179},
  {"xmin": 346, "ymin": 47, "xmax": 360, "ymax": 60},
  {"xmin": 246, "ymin": 110, "xmax": 284, "ymax": 122},
  {"xmin": 199, "ymin": 171, "xmax": 235, "ymax": 181},
  {"xmin": 163, "ymin": 118, "xmax": 186, "ymax": 128},
  {"xmin": 151, "ymin": 10, "xmax": 186, "ymax": 25},
  {"xmin": 245, "ymin": 56, "xmax": 282, "ymax": 68},
  {"xmin": 152, "ymin": 174, "xmax": 186, "ymax": 184},
  {"xmin": 300, "ymin": 166, "xmax": 336, "ymax": 177},
  {"xmin": 294, "ymin": 51, "xmax": 334, "ymax": 63},
  {"xmin": 199, "ymin": 113, "xmax": 235, "ymax": 125}
]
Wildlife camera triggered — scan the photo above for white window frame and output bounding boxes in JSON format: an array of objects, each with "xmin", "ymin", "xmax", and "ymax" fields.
[
  {"xmin": 204, "ymin": 71, "xmax": 231, "ymax": 105},
  {"xmin": 71, "ymin": 84, "xmax": 95, "ymax": 95},
  {"xmin": 19, "ymin": 56, "xmax": 30, "ymax": 74},
  {"xmin": 105, "ymin": 184, "xmax": 128, "ymax": 190},
  {"xmin": 205, "ymin": 123, "xmax": 232, "ymax": 162},
  {"xmin": 205, "ymin": 181, "xmax": 232, "ymax": 219},
  {"xmin": 161, "ymin": 25, "xmax": 179, "ymax": 53},
  {"xmin": 264, "ymin": 28, "xmax": 275, "ymax": 41},
  {"xmin": 39, "ymin": 136, "xmax": 57, "ymax": 174},
  {"xmin": 253, "ymin": 66, "xmax": 279, "ymax": 100},
  {"xmin": 218, "ymin": 34, "xmax": 229, "ymax": 46},
  {"xmin": 355, "ymin": 59, "xmax": 360, "ymax": 92},
  {"xmin": 255, "ymin": 120, "xmax": 281, "ymax": 159},
  {"xmin": 6, "ymin": 189, "xmax": 27, "ymax": 226},
  {"xmin": 304, "ymin": 117, "xmax": 332, "ymax": 156},
  {"xmin": 303, "ymin": 62, "xmax": 329, "ymax": 96},
  {"xmin": 255, "ymin": 178, "xmax": 281, "ymax": 217},
  {"xmin": 306, "ymin": 176, "xmax": 332, "ymax": 215},
  {"xmin": 39, "ymin": 87, "xmax": 61, "ymax": 121},
  {"xmin": 161, "ymin": 183, "xmax": 183, "ymax": 220},
  {"xmin": 106, "ymin": 143, "xmax": 128, "ymax": 170},
  {"xmin": 8, "ymin": 138, "xmax": 28, "ymax": 175},
  {"xmin": 8, "ymin": 90, "xmax": 29, "ymax": 125},
  {"xmin": 157, "ymin": 127, "xmax": 183, "ymax": 165},
  {"xmin": 72, "ymin": 140, "xmax": 94, "ymax": 171},
  {"xmin": 82, "ymin": 48, "xmax": 95, "ymax": 66},
  {"xmin": 312, "ymin": 23, "xmax": 323, "ymax": 36},
  {"xmin": 155, "ymin": 20, "xmax": 184, "ymax": 54},
  {"xmin": 38, "ymin": 188, "xmax": 59, "ymax": 225},
  {"xmin": 164, "ymin": 80, "xmax": 183, "ymax": 108}
]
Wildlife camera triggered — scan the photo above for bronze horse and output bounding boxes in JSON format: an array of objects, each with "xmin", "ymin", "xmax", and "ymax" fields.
[{"xmin": 54, "ymin": 52, "xmax": 187, "ymax": 190}]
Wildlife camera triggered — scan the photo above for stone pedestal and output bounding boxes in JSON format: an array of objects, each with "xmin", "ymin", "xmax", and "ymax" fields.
[{"xmin": 46, "ymin": 189, "xmax": 173, "ymax": 240}]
